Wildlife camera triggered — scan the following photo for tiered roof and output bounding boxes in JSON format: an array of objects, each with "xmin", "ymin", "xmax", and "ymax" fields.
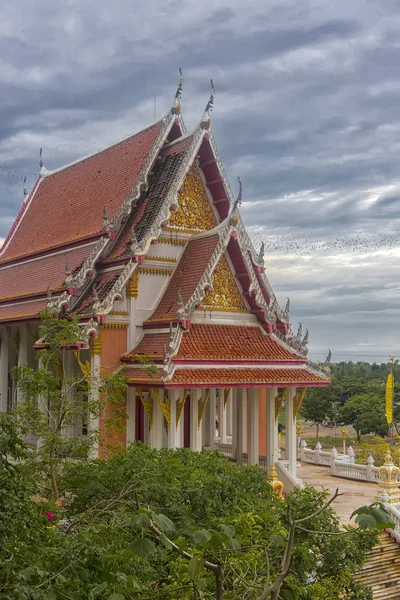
[{"xmin": 0, "ymin": 72, "xmax": 330, "ymax": 387}]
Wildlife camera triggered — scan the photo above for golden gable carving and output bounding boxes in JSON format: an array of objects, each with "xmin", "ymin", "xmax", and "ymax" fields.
[
  {"xmin": 169, "ymin": 166, "xmax": 216, "ymax": 231},
  {"xmin": 201, "ymin": 254, "xmax": 247, "ymax": 312}
]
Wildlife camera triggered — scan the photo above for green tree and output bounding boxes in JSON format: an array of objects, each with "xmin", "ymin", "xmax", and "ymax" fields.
[
  {"xmin": 14, "ymin": 310, "xmax": 127, "ymax": 500},
  {"xmin": 338, "ymin": 392, "xmax": 388, "ymax": 441},
  {"xmin": 301, "ymin": 387, "xmax": 336, "ymax": 438}
]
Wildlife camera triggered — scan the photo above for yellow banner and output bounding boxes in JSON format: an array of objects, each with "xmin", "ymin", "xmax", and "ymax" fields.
[{"xmin": 386, "ymin": 373, "xmax": 394, "ymax": 425}]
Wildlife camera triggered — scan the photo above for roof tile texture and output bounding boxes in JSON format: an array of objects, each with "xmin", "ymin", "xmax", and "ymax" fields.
[
  {"xmin": 0, "ymin": 243, "xmax": 96, "ymax": 301},
  {"xmin": 149, "ymin": 234, "xmax": 219, "ymax": 321},
  {"xmin": 179, "ymin": 324, "xmax": 297, "ymax": 360},
  {"xmin": 0, "ymin": 298, "xmax": 48, "ymax": 323},
  {"xmin": 170, "ymin": 367, "xmax": 327, "ymax": 384},
  {"xmin": 1, "ymin": 121, "xmax": 163, "ymax": 263}
]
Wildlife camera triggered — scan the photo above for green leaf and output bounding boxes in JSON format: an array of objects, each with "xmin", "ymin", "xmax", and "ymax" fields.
[
  {"xmin": 160, "ymin": 532, "xmax": 173, "ymax": 549},
  {"xmin": 89, "ymin": 582, "xmax": 108, "ymax": 598},
  {"xmin": 192, "ymin": 529, "xmax": 212, "ymax": 545},
  {"xmin": 270, "ymin": 534, "xmax": 285, "ymax": 547},
  {"xmin": 107, "ymin": 594, "xmax": 125, "ymax": 600},
  {"xmin": 152, "ymin": 511, "xmax": 175, "ymax": 532},
  {"xmin": 130, "ymin": 538, "xmax": 156, "ymax": 559},
  {"xmin": 225, "ymin": 536, "xmax": 241, "ymax": 550},
  {"xmin": 355, "ymin": 513, "xmax": 377, "ymax": 530},
  {"xmin": 219, "ymin": 523, "xmax": 235, "ymax": 538},
  {"xmin": 134, "ymin": 512, "xmax": 150, "ymax": 528},
  {"xmin": 188, "ymin": 556, "xmax": 204, "ymax": 580}
]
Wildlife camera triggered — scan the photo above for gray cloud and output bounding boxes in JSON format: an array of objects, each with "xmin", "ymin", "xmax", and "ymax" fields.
[{"xmin": 1, "ymin": 0, "xmax": 400, "ymax": 361}]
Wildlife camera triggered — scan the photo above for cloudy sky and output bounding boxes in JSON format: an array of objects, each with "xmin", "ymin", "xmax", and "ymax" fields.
[{"xmin": 1, "ymin": 0, "xmax": 400, "ymax": 363}]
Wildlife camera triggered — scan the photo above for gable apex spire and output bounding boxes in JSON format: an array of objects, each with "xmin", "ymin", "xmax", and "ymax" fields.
[
  {"xmin": 171, "ymin": 67, "xmax": 183, "ymax": 115},
  {"xmin": 200, "ymin": 79, "xmax": 215, "ymax": 130}
]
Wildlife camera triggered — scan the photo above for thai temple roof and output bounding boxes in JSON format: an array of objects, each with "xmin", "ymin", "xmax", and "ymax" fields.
[{"xmin": 0, "ymin": 72, "xmax": 331, "ymax": 387}]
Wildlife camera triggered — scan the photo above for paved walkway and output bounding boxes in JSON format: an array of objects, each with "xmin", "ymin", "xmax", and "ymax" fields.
[{"xmin": 297, "ymin": 463, "xmax": 378, "ymax": 525}]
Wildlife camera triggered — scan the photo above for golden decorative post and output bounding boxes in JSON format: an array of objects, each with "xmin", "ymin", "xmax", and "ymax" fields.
[
  {"xmin": 377, "ymin": 449, "xmax": 400, "ymax": 504},
  {"xmin": 296, "ymin": 422, "xmax": 302, "ymax": 460},
  {"xmin": 268, "ymin": 464, "xmax": 284, "ymax": 499},
  {"xmin": 386, "ymin": 355, "xmax": 395, "ymax": 442},
  {"xmin": 341, "ymin": 427, "xmax": 348, "ymax": 456}
]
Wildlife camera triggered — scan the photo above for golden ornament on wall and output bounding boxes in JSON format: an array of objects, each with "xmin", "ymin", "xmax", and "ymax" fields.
[
  {"xmin": 169, "ymin": 166, "xmax": 216, "ymax": 231},
  {"xmin": 201, "ymin": 254, "xmax": 246, "ymax": 312}
]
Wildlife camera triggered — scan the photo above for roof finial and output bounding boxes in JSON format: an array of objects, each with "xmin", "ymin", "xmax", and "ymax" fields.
[
  {"xmin": 39, "ymin": 147, "xmax": 44, "ymax": 169},
  {"xmin": 23, "ymin": 176, "xmax": 28, "ymax": 198},
  {"xmin": 200, "ymin": 79, "xmax": 215, "ymax": 130},
  {"xmin": 284, "ymin": 297, "xmax": 290, "ymax": 317},
  {"xmin": 92, "ymin": 285, "xmax": 99, "ymax": 302},
  {"xmin": 324, "ymin": 348, "xmax": 332, "ymax": 365},
  {"xmin": 302, "ymin": 328, "xmax": 309, "ymax": 346},
  {"xmin": 258, "ymin": 241, "xmax": 265, "ymax": 261},
  {"xmin": 296, "ymin": 322, "xmax": 302, "ymax": 341},
  {"xmin": 171, "ymin": 67, "xmax": 183, "ymax": 115},
  {"xmin": 65, "ymin": 263, "xmax": 71, "ymax": 277},
  {"xmin": 232, "ymin": 176, "xmax": 242, "ymax": 212},
  {"xmin": 47, "ymin": 285, "xmax": 52, "ymax": 300}
]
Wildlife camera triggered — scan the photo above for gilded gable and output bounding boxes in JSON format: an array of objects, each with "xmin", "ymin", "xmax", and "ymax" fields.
[
  {"xmin": 201, "ymin": 254, "xmax": 247, "ymax": 313},
  {"xmin": 168, "ymin": 166, "xmax": 217, "ymax": 231}
]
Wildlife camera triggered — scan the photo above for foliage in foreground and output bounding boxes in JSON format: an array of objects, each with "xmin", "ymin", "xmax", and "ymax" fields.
[{"xmin": 0, "ymin": 416, "xmax": 382, "ymax": 600}]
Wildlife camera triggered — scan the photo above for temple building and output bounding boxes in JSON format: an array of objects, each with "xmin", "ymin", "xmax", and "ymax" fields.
[{"xmin": 0, "ymin": 73, "xmax": 330, "ymax": 488}]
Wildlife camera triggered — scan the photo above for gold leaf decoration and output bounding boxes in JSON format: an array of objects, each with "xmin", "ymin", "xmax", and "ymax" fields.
[
  {"xmin": 198, "ymin": 388, "xmax": 211, "ymax": 429},
  {"xmin": 293, "ymin": 388, "xmax": 307, "ymax": 420},
  {"xmin": 176, "ymin": 388, "xmax": 189, "ymax": 430},
  {"xmin": 201, "ymin": 254, "xmax": 247, "ymax": 312},
  {"xmin": 274, "ymin": 388, "xmax": 287, "ymax": 422},
  {"xmin": 169, "ymin": 166, "xmax": 217, "ymax": 231},
  {"xmin": 138, "ymin": 387, "xmax": 153, "ymax": 430}
]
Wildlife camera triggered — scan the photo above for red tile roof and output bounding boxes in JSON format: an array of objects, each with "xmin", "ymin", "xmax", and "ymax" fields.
[
  {"xmin": 0, "ymin": 121, "xmax": 164, "ymax": 263},
  {"xmin": 169, "ymin": 367, "xmax": 328, "ymax": 385},
  {"xmin": 123, "ymin": 324, "xmax": 301, "ymax": 363},
  {"xmin": 148, "ymin": 234, "xmax": 219, "ymax": 321},
  {"xmin": 123, "ymin": 365, "xmax": 329, "ymax": 386},
  {"xmin": 74, "ymin": 268, "xmax": 124, "ymax": 315},
  {"xmin": 0, "ymin": 243, "xmax": 97, "ymax": 302},
  {"xmin": 0, "ymin": 298, "xmax": 48, "ymax": 323},
  {"xmin": 178, "ymin": 324, "xmax": 299, "ymax": 361}
]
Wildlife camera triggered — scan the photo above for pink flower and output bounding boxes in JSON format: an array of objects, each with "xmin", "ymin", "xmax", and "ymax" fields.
[{"xmin": 45, "ymin": 511, "xmax": 54, "ymax": 522}]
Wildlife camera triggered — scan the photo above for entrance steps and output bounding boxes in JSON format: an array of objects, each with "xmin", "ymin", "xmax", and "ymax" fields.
[{"xmin": 354, "ymin": 531, "xmax": 400, "ymax": 599}]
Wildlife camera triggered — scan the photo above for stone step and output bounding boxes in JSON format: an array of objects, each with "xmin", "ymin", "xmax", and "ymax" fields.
[{"xmin": 354, "ymin": 531, "xmax": 400, "ymax": 599}]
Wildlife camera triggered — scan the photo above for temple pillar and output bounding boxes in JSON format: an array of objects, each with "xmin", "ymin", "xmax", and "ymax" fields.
[
  {"xmin": 89, "ymin": 349, "xmax": 101, "ymax": 458},
  {"xmin": 62, "ymin": 350, "xmax": 75, "ymax": 439},
  {"xmin": 266, "ymin": 387, "xmax": 278, "ymax": 472},
  {"xmin": 226, "ymin": 392, "xmax": 233, "ymax": 437},
  {"xmin": 218, "ymin": 388, "xmax": 227, "ymax": 443},
  {"xmin": 247, "ymin": 388, "xmax": 259, "ymax": 465},
  {"xmin": 0, "ymin": 329, "xmax": 9, "ymax": 412},
  {"xmin": 150, "ymin": 391, "xmax": 163, "ymax": 450},
  {"xmin": 235, "ymin": 388, "xmax": 247, "ymax": 465},
  {"xmin": 17, "ymin": 324, "xmax": 29, "ymax": 404},
  {"xmin": 286, "ymin": 387, "xmax": 297, "ymax": 477},
  {"xmin": 168, "ymin": 390, "xmax": 178, "ymax": 449},
  {"xmin": 126, "ymin": 272, "xmax": 139, "ymax": 350},
  {"xmin": 190, "ymin": 389, "xmax": 202, "ymax": 452},
  {"xmin": 126, "ymin": 387, "xmax": 136, "ymax": 446},
  {"xmin": 202, "ymin": 388, "xmax": 216, "ymax": 448}
]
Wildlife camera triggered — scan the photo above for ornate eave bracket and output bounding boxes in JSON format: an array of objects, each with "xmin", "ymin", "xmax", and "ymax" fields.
[
  {"xmin": 92, "ymin": 260, "xmax": 138, "ymax": 315},
  {"xmin": 64, "ymin": 236, "xmax": 109, "ymax": 291}
]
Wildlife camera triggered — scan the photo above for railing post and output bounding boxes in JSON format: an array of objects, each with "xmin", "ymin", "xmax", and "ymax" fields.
[
  {"xmin": 348, "ymin": 446, "xmax": 355, "ymax": 464},
  {"xmin": 300, "ymin": 439, "xmax": 307, "ymax": 462},
  {"xmin": 315, "ymin": 441, "xmax": 322, "ymax": 465},
  {"xmin": 366, "ymin": 455, "xmax": 374, "ymax": 481},
  {"xmin": 330, "ymin": 448, "xmax": 338, "ymax": 475}
]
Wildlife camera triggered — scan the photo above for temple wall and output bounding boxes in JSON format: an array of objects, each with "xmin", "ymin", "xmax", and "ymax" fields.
[{"xmin": 99, "ymin": 325, "xmax": 128, "ymax": 458}]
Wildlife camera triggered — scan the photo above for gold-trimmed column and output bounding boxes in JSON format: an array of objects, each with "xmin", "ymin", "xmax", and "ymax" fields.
[
  {"xmin": 126, "ymin": 271, "xmax": 139, "ymax": 350},
  {"xmin": 89, "ymin": 330, "xmax": 102, "ymax": 458},
  {"xmin": 267, "ymin": 387, "xmax": 278, "ymax": 472}
]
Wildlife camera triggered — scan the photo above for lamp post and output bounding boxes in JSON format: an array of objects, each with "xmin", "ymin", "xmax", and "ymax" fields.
[{"xmin": 341, "ymin": 427, "xmax": 348, "ymax": 456}]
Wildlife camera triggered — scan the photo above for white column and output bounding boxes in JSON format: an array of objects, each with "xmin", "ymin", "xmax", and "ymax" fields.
[
  {"xmin": 218, "ymin": 388, "xmax": 227, "ymax": 443},
  {"xmin": 204, "ymin": 388, "xmax": 216, "ymax": 448},
  {"xmin": 89, "ymin": 352, "xmax": 101, "ymax": 458},
  {"xmin": 126, "ymin": 273, "xmax": 139, "ymax": 350},
  {"xmin": 62, "ymin": 350, "xmax": 75, "ymax": 439},
  {"xmin": 17, "ymin": 324, "xmax": 29, "ymax": 404},
  {"xmin": 235, "ymin": 388, "xmax": 247, "ymax": 465},
  {"xmin": 126, "ymin": 387, "xmax": 136, "ymax": 445},
  {"xmin": 247, "ymin": 388, "xmax": 259, "ymax": 465},
  {"xmin": 0, "ymin": 328, "xmax": 9, "ymax": 412},
  {"xmin": 226, "ymin": 393, "xmax": 233, "ymax": 437},
  {"xmin": 168, "ymin": 390, "xmax": 178, "ymax": 449},
  {"xmin": 266, "ymin": 387, "xmax": 278, "ymax": 472},
  {"xmin": 150, "ymin": 391, "xmax": 163, "ymax": 450},
  {"xmin": 230, "ymin": 388, "xmax": 237, "ymax": 458},
  {"xmin": 190, "ymin": 389, "xmax": 202, "ymax": 452},
  {"xmin": 286, "ymin": 387, "xmax": 297, "ymax": 477}
]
